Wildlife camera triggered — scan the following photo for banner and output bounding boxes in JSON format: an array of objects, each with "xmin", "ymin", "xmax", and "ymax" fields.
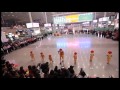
[
  {"xmin": 53, "ymin": 16, "xmax": 66, "ymax": 24},
  {"xmin": 65, "ymin": 14, "xmax": 79, "ymax": 23},
  {"xmin": 53, "ymin": 13, "xmax": 93, "ymax": 24},
  {"xmin": 79, "ymin": 13, "xmax": 93, "ymax": 22}
]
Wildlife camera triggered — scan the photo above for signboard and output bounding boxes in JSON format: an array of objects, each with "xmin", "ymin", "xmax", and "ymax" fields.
[
  {"xmin": 53, "ymin": 13, "xmax": 93, "ymax": 24},
  {"xmin": 26, "ymin": 23, "xmax": 39, "ymax": 28},
  {"xmin": 79, "ymin": 13, "xmax": 93, "ymax": 22},
  {"xmin": 44, "ymin": 23, "xmax": 51, "ymax": 27},
  {"xmin": 53, "ymin": 16, "xmax": 66, "ymax": 24},
  {"xmin": 66, "ymin": 14, "xmax": 79, "ymax": 23},
  {"xmin": 1, "ymin": 31, "xmax": 8, "ymax": 42}
]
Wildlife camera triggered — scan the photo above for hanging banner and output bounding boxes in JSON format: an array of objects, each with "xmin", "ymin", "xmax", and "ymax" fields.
[
  {"xmin": 53, "ymin": 13, "xmax": 93, "ymax": 24},
  {"xmin": 79, "ymin": 13, "xmax": 93, "ymax": 22},
  {"xmin": 65, "ymin": 14, "xmax": 79, "ymax": 23}
]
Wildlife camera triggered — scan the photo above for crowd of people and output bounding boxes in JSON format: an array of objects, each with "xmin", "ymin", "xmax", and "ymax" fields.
[
  {"xmin": 1, "ymin": 37, "xmax": 38, "ymax": 56},
  {"xmin": 1, "ymin": 56, "xmax": 114, "ymax": 78},
  {"xmin": 90, "ymin": 29, "xmax": 119, "ymax": 41},
  {"xmin": 1, "ymin": 33, "xmax": 50, "ymax": 56},
  {"xmin": 60, "ymin": 28, "xmax": 119, "ymax": 41}
]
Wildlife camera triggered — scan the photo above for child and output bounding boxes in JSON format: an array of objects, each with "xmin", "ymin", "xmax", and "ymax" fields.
[
  {"xmin": 40, "ymin": 52, "xmax": 45, "ymax": 63},
  {"xmin": 90, "ymin": 50, "xmax": 94, "ymax": 62},
  {"xmin": 30, "ymin": 51, "xmax": 35, "ymax": 61},
  {"xmin": 107, "ymin": 51, "xmax": 112, "ymax": 64},
  {"xmin": 58, "ymin": 49, "xmax": 64, "ymax": 65},
  {"xmin": 49, "ymin": 55, "xmax": 53, "ymax": 64},
  {"xmin": 73, "ymin": 52, "xmax": 77, "ymax": 65}
]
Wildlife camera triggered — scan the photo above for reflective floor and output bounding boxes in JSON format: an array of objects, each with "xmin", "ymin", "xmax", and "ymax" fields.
[{"xmin": 4, "ymin": 34, "xmax": 119, "ymax": 78}]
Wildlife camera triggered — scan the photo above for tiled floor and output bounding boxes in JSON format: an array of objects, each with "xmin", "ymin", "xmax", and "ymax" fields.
[{"xmin": 4, "ymin": 34, "xmax": 119, "ymax": 78}]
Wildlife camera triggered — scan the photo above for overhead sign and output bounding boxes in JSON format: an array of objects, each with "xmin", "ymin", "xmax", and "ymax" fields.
[
  {"xmin": 53, "ymin": 13, "xmax": 93, "ymax": 24},
  {"xmin": 53, "ymin": 16, "xmax": 66, "ymax": 24},
  {"xmin": 26, "ymin": 23, "xmax": 39, "ymax": 28},
  {"xmin": 79, "ymin": 13, "xmax": 93, "ymax": 22},
  {"xmin": 66, "ymin": 14, "xmax": 79, "ymax": 23}
]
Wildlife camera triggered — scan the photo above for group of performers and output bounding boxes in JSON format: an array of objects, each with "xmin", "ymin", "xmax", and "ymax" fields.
[
  {"xmin": 54, "ymin": 31, "xmax": 61, "ymax": 36},
  {"xmin": 30, "ymin": 49, "xmax": 112, "ymax": 65}
]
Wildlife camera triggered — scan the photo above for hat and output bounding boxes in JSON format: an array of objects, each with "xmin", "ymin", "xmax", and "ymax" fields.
[
  {"xmin": 60, "ymin": 48, "xmax": 62, "ymax": 50},
  {"xmin": 108, "ymin": 51, "xmax": 112, "ymax": 54},
  {"xmin": 91, "ymin": 50, "xmax": 94, "ymax": 53},
  {"xmin": 40, "ymin": 52, "xmax": 43, "ymax": 54},
  {"xmin": 74, "ymin": 52, "xmax": 77, "ymax": 54},
  {"xmin": 70, "ymin": 65, "xmax": 74, "ymax": 68}
]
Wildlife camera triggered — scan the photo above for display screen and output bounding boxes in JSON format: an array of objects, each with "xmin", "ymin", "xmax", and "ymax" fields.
[
  {"xmin": 26, "ymin": 23, "xmax": 32, "ymax": 28},
  {"xmin": 44, "ymin": 23, "xmax": 51, "ymax": 27},
  {"xmin": 26, "ymin": 23, "xmax": 39, "ymax": 28},
  {"xmin": 1, "ymin": 31, "xmax": 8, "ymax": 42},
  {"xmin": 93, "ymin": 20, "xmax": 97, "ymax": 23},
  {"xmin": 33, "ymin": 23, "xmax": 39, "ymax": 27},
  {"xmin": 102, "ymin": 17, "xmax": 109, "ymax": 21},
  {"xmin": 99, "ymin": 17, "xmax": 109, "ymax": 22}
]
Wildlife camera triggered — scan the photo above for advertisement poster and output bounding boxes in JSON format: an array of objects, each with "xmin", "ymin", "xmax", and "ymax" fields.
[
  {"xmin": 65, "ymin": 14, "xmax": 79, "ymax": 23},
  {"xmin": 53, "ymin": 13, "xmax": 93, "ymax": 24}
]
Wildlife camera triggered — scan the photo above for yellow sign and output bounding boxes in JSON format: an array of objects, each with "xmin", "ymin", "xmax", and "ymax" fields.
[{"xmin": 65, "ymin": 14, "xmax": 79, "ymax": 23}]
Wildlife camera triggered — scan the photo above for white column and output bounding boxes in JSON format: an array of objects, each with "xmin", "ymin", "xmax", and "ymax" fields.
[
  {"xmin": 44, "ymin": 12, "xmax": 48, "ymax": 23},
  {"xmin": 28, "ymin": 12, "xmax": 33, "ymax": 23},
  {"xmin": 104, "ymin": 12, "xmax": 107, "ymax": 17},
  {"xmin": 2, "ymin": 17, "xmax": 5, "ymax": 24},
  {"xmin": 94, "ymin": 12, "xmax": 96, "ymax": 19},
  {"xmin": 117, "ymin": 13, "xmax": 119, "ymax": 19}
]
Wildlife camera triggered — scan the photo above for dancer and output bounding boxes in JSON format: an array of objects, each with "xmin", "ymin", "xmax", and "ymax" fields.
[
  {"xmin": 40, "ymin": 52, "xmax": 45, "ymax": 63},
  {"xmin": 107, "ymin": 51, "xmax": 112, "ymax": 64},
  {"xmin": 48, "ymin": 54, "xmax": 53, "ymax": 64},
  {"xmin": 90, "ymin": 50, "xmax": 94, "ymax": 62},
  {"xmin": 73, "ymin": 52, "xmax": 77, "ymax": 65},
  {"xmin": 58, "ymin": 48, "xmax": 64, "ymax": 65},
  {"xmin": 30, "ymin": 51, "xmax": 35, "ymax": 61}
]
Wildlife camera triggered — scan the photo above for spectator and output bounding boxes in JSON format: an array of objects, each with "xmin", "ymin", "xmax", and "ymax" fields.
[
  {"xmin": 48, "ymin": 70, "xmax": 54, "ymax": 78},
  {"xmin": 19, "ymin": 66, "xmax": 26, "ymax": 75},
  {"xmin": 78, "ymin": 68, "xmax": 86, "ymax": 78}
]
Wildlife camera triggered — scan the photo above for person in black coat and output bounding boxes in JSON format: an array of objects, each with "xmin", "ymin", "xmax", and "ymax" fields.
[{"xmin": 79, "ymin": 68, "xmax": 86, "ymax": 78}]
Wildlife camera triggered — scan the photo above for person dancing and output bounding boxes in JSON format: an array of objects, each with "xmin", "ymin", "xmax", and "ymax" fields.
[
  {"xmin": 58, "ymin": 48, "xmax": 64, "ymax": 65},
  {"xmin": 48, "ymin": 54, "xmax": 53, "ymax": 64},
  {"xmin": 90, "ymin": 50, "xmax": 94, "ymax": 62},
  {"xmin": 73, "ymin": 52, "xmax": 77, "ymax": 65},
  {"xmin": 30, "ymin": 51, "xmax": 35, "ymax": 61},
  {"xmin": 40, "ymin": 52, "xmax": 45, "ymax": 63},
  {"xmin": 107, "ymin": 51, "xmax": 112, "ymax": 64}
]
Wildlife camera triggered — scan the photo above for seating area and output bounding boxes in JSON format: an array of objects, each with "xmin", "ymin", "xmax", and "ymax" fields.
[{"xmin": 1, "ymin": 32, "xmax": 54, "ymax": 56}]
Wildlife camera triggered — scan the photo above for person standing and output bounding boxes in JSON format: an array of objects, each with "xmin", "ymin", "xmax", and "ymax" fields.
[
  {"xmin": 58, "ymin": 49, "xmax": 64, "ymax": 65},
  {"xmin": 48, "ymin": 55, "xmax": 53, "ymax": 64},
  {"xmin": 107, "ymin": 51, "xmax": 112, "ymax": 64},
  {"xmin": 30, "ymin": 51, "xmax": 35, "ymax": 61},
  {"xmin": 73, "ymin": 52, "xmax": 77, "ymax": 65},
  {"xmin": 90, "ymin": 50, "xmax": 94, "ymax": 62},
  {"xmin": 40, "ymin": 52, "xmax": 45, "ymax": 63}
]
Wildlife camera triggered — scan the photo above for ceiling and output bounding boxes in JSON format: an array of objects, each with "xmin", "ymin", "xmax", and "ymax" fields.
[{"xmin": 1, "ymin": 12, "xmax": 116, "ymax": 24}]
